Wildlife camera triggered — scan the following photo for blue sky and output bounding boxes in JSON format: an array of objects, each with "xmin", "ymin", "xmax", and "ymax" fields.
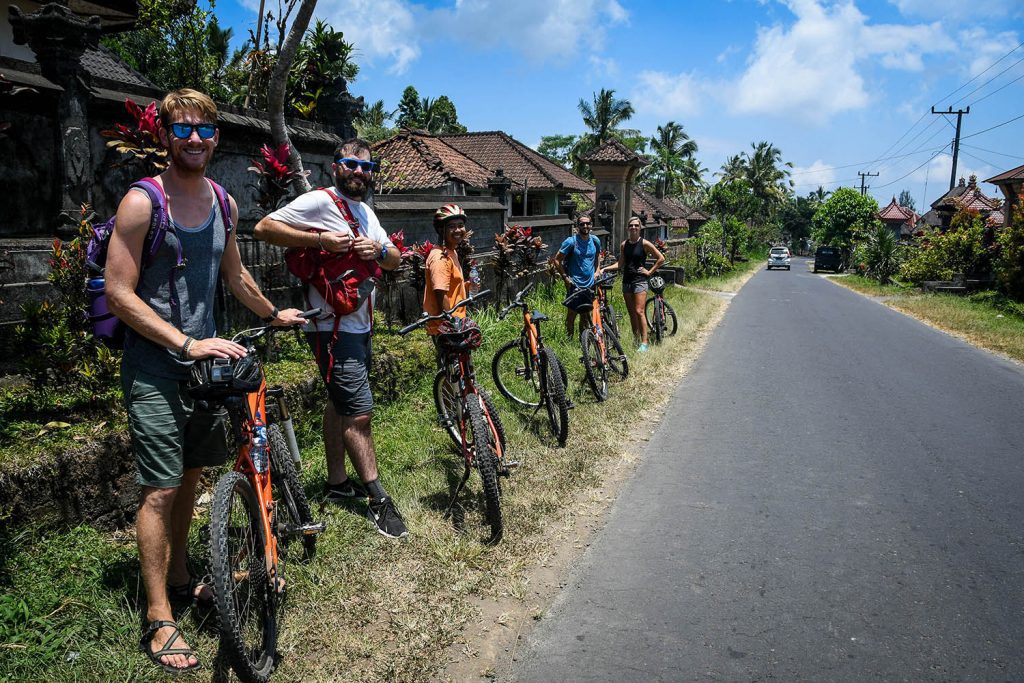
[{"xmin": 217, "ymin": 0, "xmax": 1024, "ymax": 211}]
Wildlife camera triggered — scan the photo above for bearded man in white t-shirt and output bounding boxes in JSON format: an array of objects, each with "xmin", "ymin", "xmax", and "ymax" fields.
[{"xmin": 254, "ymin": 138, "xmax": 407, "ymax": 539}]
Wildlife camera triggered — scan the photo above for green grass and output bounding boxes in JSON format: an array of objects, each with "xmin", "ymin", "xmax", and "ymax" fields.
[
  {"xmin": 0, "ymin": 275, "xmax": 747, "ymax": 681},
  {"xmin": 685, "ymin": 256, "xmax": 763, "ymax": 293},
  {"xmin": 828, "ymin": 274, "xmax": 918, "ymax": 298}
]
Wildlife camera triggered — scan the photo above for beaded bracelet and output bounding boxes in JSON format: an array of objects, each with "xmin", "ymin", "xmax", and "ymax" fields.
[{"xmin": 180, "ymin": 336, "xmax": 195, "ymax": 361}]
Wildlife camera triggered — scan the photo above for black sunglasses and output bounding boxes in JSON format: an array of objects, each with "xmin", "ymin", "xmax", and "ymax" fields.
[
  {"xmin": 336, "ymin": 157, "xmax": 377, "ymax": 172},
  {"xmin": 168, "ymin": 122, "xmax": 218, "ymax": 140}
]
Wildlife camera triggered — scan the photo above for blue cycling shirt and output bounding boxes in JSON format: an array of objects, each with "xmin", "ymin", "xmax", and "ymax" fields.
[{"xmin": 558, "ymin": 234, "xmax": 601, "ymax": 288}]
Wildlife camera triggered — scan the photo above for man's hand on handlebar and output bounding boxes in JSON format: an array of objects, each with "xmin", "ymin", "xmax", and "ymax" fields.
[{"xmin": 270, "ymin": 308, "xmax": 312, "ymax": 327}]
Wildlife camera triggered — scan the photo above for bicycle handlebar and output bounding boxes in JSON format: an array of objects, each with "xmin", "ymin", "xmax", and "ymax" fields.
[
  {"xmin": 498, "ymin": 281, "xmax": 535, "ymax": 320},
  {"xmin": 398, "ymin": 290, "xmax": 491, "ymax": 336},
  {"xmin": 230, "ymin": 307, "xmax": 322, "ymax": 344}
]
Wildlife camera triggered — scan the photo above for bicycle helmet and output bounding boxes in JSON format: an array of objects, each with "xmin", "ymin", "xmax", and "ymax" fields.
[
  {"xmin": 187, "ymin": 353, "xmax": 264, "ymax": 400},
  {"xmin": 562, "ymin": 287, "xmax": 594, "ymax": 313},
  {"xmin": 435, "ymin": 317, "xmax": 482, "ymax": 354},
  {"xmin": 433, "ymin": 203, "xmax": 467, "ymax": 235},
  {"xmin": 648, "ymin": 275, "xmax": 666, "ymax": 293}
]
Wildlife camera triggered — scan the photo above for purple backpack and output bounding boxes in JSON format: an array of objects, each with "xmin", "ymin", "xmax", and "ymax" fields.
[{"xmin": 85, "ymin": 177, "xmax": 232, "ymax": 348}]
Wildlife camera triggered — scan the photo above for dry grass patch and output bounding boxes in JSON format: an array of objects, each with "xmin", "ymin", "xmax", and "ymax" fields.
[{"xmin": 886, "ymin": 295, "xmax": 1024, "ymax": 363}]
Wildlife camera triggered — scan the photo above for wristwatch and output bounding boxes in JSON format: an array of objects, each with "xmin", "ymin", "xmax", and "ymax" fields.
[
  {"xmin": 262, "ymin": 306, "xmax": 279, "ymax": 323},
  {"xmin": 376, "ymin": 242, "xmax": 388, "ymax": 262}
]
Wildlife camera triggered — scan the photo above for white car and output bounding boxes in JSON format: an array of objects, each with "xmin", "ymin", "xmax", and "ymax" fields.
[{"xmin": 767, "ymin": 247, "xmax": 791, "ymax": 270}]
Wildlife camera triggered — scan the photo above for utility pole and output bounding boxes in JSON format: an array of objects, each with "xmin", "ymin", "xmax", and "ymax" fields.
[
  {"xmin": 932, "ymin": 106, "xmax": 970, "ymax": 191},
  {"xmin": 858, "ymin": 171, "xmax": 878, "ymax": 196}
]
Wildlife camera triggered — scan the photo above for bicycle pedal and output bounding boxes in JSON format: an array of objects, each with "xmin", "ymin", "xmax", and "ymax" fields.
[
  {"xmin": 500, "ymin": 460, "xmax": 520, "ymax": 476},
  {"xmin": 285, "ymin": 521, "xmax": 327, "ymax": 537},
  {"xmin": 515, "ymin": 368, "xmax": 527, "ymax": 377}
]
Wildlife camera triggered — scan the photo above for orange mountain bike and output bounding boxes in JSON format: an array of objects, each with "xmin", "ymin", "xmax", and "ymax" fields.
[
  {"xmin": 400, "ymin": 290, "xmax": 512, "ymax": 544},
  {"xmin": 492, "ymin": 281, "xmax": 571, "ymax": 446},
  {"xmin": 187, "ymin": 309, "xmax": 325, "ymax": 683},
  {"xmin": 566, "ymin": 273, "xmax": 628, "ymax": 402}
]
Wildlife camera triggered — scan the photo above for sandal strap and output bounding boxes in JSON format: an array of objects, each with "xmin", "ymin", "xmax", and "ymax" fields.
[{"xmin": 141, "ymin": 619, "xmax": 178, "ymax": 642}]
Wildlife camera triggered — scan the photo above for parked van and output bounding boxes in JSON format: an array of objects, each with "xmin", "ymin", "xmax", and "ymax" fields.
[{"xmin": 813, "ymin": 246, "xmax": 843, "ymax": 273}]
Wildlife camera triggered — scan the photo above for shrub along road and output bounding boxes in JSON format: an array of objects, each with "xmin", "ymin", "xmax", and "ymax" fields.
[{"xmin": 512, "ymin": 257, "xmax": 1024, "ymax": 681}]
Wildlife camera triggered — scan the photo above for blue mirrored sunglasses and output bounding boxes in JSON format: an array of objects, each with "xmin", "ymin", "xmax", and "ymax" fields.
[
  {"xmin": 169, "ymin": 122, "xmax": 218, "ymax": 140},
  {"xmin": 336, "ymin": 157, "xmax": 377, "ymax": 172}
]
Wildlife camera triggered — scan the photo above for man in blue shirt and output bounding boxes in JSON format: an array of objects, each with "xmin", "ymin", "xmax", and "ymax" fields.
[{"xmin": 553, "ymin": 214, "xmax": 603, "ymax": 339}]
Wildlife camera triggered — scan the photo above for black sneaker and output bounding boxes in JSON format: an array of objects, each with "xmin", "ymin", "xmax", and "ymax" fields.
[
  {"xmin": 324, "ymin": 479, "xmax": 365, "ymax": 503},
  {"xmin": 367, "ymin": 496, "xmax": 408, "ymax": 539}
]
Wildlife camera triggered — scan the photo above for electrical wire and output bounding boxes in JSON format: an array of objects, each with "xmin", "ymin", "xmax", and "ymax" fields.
[
  {"xmin": 874, "ymin": 146, "xmax": 949, "ymax": 189},
  {"xmin": 960, "ymin": 143, "xmax": 1024, "ymax": 161},
  {"xmin": 969, "ymin": 69, "xmax": 1024, "ymax": 107},
  {"xmin": 961, "ymin": 112, "xmax": 1024, "ymax": 140},
  {"xmin": 952, "ymin": 54, "xmax": 1024, "ymax": 106}
]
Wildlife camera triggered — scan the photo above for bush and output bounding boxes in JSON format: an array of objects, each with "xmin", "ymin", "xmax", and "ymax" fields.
[
  {"xmin": 900, "ymin": 207, "xmax": 991, "ymax": 284},
  {"xmin": 994, "ymin": 196, "xmax": 1024, "ymax": 300},
  {"xmin": 14, "ymin": 209, "xmax": 119, "ymax": 395},
  {"xmin": 860, "ymin": 224, "xmax": 902, "ymax": 284}
]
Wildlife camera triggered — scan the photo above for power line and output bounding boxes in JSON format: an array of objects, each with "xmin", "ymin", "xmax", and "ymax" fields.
[
  {"xmin": 969, "ymin": 69, "xmax": 1024, "ymax": 107},
  {"xmin": 959, "ymin": 149, "xmax": 998, "ymax": 168},
  {"xmin": 960, "ymin": 143, "xmax": 1024, "ymax": 160},
  {"xmin": 961, "ymin": 112, "xmax": 1024, "ymax": 140},
  {"xmin": 875, "ymin": 146, "xmax": 948, "ymax": 189},
  {"xmin": 953, "ymin": 53, "xmax": 1024, "ymax": 106},
  {"xmin": 790, "ymin": 142, "xmax": 948, "ymax": 176},
  {"xmin": 942, "ymin": 40, "xmax": 1024, "ymax": 105}
]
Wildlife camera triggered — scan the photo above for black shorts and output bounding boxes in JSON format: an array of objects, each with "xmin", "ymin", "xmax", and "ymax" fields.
[{"xmin": 306, "ymin": 331, "xmax": 374, "ymax": 416}]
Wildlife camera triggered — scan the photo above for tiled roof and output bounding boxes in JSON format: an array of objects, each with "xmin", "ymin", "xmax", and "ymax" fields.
[
  {"xmin": 877, "ymin": 196, "xmax": 918, "ymax": 225},
  {"xmin": 440, "ymin": 131, "xmax": 593, "ymax": 193},
  {"xmin": 662, "ymin": 195, "xmax": 709, "ymax": 222},
  {"xmin": 984, "ymin": 164, "xmax": 1024, "ymax": 185},
  {"xmin": 925, "ymin": 176, "xmax": 1004, "ymax": 227},
  {"xmin": 81, "ymin": 45, "xmax": 158, "ymax": 90},
  {"xmin": 580, "ymin": 139, "xmax": 648, "ymax": 166},
  {"xmin": 632, "ymin": 188, "xmax": 689, "ymax": 224},
  {"xmin": 372, "ymin": 130, "xmax": 495, "ymax": 192}
]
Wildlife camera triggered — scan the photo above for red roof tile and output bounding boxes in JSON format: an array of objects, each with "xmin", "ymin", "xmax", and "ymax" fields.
[
  {"xmin": 580, "ymin": 139, "xmax": 648, "ymax": 166},
  {"xmin": 372, "ymin": 130, "xmax": 494, "ymax": 192},
  {"xmin": 440, "ymin": 131, "xmax": 593, "ymax": 193},
  {"xmin": 877, "ymin": 196, "xmax": 917, "ymax": 222}
]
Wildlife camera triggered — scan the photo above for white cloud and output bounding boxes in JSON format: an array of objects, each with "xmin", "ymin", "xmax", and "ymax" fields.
[
  {"xmin": 631, "ymin": 71, "xmax": 705, "ymax": 118},
  {"xmin": 728, "ymin": 0, "xmax": 952, "ymax": 123},
  {"xmin": 889, "ymin": 0, "xmax": 1022, "ymax": 20},
  {"xmin": 791, "ymin": 160, "xmax": 837, "ymax": 189},
  {"xmin": 901, "ymin": 152, "xmax": 994, "ymax": 191},
  {"xmin": 588, "ymin": 54, "xmax": 620, "ymax": 79},
  {"xmin": 300, "ymin": 0, "xmax": 628, "ymax": 72},
  {"xmin": 958, "ymin": 28, "xmax": 1023, "ymax": 78}
]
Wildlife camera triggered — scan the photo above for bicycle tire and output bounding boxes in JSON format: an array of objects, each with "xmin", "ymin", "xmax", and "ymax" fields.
[
  {"xmin": 602, "ymin": 300, "xmax": 620, "ymax": 339},
  {"xmin": 606, "ymin": 327, "xmax": 629, "ymax": 379},
  {"xmin": 580, "ymin": 328, "xmax": 608, "ymax": 402},
  {"xmin": 434, "ymin": 370, "xmax": 507, "ymax": 455},
  {"xmin": 491, "ymin": 338, "xmax": 541, "ymax": 408},
  {"xmin": 209, "ymin": 471, "xmax": 277, "ymax": 683},
  {"xmin": 268, "ymin": 425, "xmax": 316, "ymax": 562},
  {"xmin": 480, "ymin": 387, "xmax": 507, "ymax": 457},
  {"xmin": 645, "ymin": 297, "xmax": 678, "ymax": 338},
  {"xmin": 466, "ymin": 397, "xmax": 503, "ymax": 544},
  {"xmin": 651, "ymin": 297, "xmax": 664, "ymax": 345},
  {"xmin": 540, "ymin": 346, "xmax": 569, "ymax": 446}
]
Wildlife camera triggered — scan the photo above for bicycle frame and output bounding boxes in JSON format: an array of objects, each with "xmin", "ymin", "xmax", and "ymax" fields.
[
  {"xmin": 441, "ymin": 348, "xmax": 504, "ymax": 465},
  {"xmin": 588, "ymin": 290, "xmax": 609, "ymax": 362}
]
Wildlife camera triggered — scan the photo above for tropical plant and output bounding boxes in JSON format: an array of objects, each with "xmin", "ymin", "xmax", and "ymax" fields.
[
  {"xmin": 898, "ymin": 189, "xmax": 917, "ymax": 212},
  {"xmin": 287, "ymin": 19, "xmax": 358, "ymax": 121},
  {"xmin": 811, "ymin": 187, "xmax": 880, "ymax": 255},
  {"xmin": 995, "ymin": 195, "xmax": 1024, "ymax": 300},
  {"xmin": 641, "ymin": 121, "xmax": 700, "ymax": 198},
  {"xmin": 899, "ymin": 207, "xmax": 990, "ymax": 284},
  {"xmin": 15, "ymin": 208, "xmax": 119, "ymax": 394},
  {"xmin": 247, "ymin": 142, "xmax": 310, "ymax": 210},
  {"xmin": 99, "ymin": 98, "xmax": 168, "ymax": 175},
  {"xmin": 393, "ymin": 87, "xmax": 466, "ymax": 134},
  {"xmin": 569, "ymin": 88, "xmax": 635, "ymax": 174},
  {"xmin": 861, "ymin": 224, "xmax": 902, "ymax": 284},
  {"xmin": 354, "ymin": 99, "xmax": 395, "ymax": 142},
  {"xmin": 537, "ymin": 134, "xmax": 578, "ymax": 168}
]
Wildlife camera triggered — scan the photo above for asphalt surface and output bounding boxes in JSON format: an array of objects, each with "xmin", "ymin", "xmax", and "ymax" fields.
[{"xmin": 511, "ymin": 258, "xmax": 1024, "ymax": 682}]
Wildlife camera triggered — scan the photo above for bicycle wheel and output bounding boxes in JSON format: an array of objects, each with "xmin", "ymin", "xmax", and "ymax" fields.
[
  {"xmin": 580, "ymin": 328, "xmax": 608, "ymax": 402},
  {"xmin": 268, "ymin": 425, "xmax": 317, "ymax": 562},
  {"xmin": 466, "ymin": 397, "xmax": 503, "ymax": 544},
  {"xmin": 662, "ymin": 301, "xmax": 678, "ymax": 336},
  {"xmin": 433, "ymin": 368, "xmax": 463, "ymax": 450},
  {"xmin": 435, "ymin": 370, "xmax": 508, "ymax": 455},
  {"xmin": 491, "ymin": 338, "xmax": 541, "ymax": 407},
  {"xmin": 606, "ymin": 327, "xmax": 629, "ymax": 379},
  {"xmin": 480, "ymin": 387, "xmax": 508, "ymax": 457},
  {"xmin": 650, "ymin": 297, "xmax": 664, "ymax": 345},
  {"xmin": 602, "ymin": 299, "xmax": 620, "ymax": 339},
  {"xmin": 540, "ymin": 346, "xmax": 569, "ymax": 446},
  {"xmin": 210, "ymin": 471, "xmax": 277, "ymax": 683}
]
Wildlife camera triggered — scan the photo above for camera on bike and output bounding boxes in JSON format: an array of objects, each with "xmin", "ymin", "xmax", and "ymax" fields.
[{"xmin": 210, "ymin": 358, "xmax": 235, "ymax": 383}]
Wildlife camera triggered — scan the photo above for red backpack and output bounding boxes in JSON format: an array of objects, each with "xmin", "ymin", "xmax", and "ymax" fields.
[{"xmin": 284, "ymin": 187, "xmax": 382, "ymax": 318}]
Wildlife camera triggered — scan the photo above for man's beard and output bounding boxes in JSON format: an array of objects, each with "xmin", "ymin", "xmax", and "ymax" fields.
[{"xmin": 335, "ymin": 170, "xmax": 367, "ymax": 200}]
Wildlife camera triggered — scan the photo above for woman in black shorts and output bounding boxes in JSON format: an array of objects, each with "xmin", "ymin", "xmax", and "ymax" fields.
[{"xmin": 603, "ymin": 216, "xmax": 665, "ymax": 351}]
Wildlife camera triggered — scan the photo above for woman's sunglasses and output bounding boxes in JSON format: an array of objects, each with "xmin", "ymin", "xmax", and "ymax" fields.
[
  {"xmin": 336, "ymin": 157, "xmax": 377, "ymax": 172},
  {"xmin": 168, "ymin": 122, "xmax": 218, "ymax": 140}
]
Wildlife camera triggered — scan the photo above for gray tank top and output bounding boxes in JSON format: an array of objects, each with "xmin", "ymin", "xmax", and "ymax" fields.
[{"xmin": 122, "ymin": 187, "xmax": 229, "ymax": 380}]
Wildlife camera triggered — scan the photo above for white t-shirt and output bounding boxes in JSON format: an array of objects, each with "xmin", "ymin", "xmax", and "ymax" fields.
[{"xmin": 269, "ymin": 189, "xmax": 393, "ymax": 333}]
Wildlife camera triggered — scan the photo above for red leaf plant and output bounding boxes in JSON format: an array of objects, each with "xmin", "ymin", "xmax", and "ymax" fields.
[
  {"xmin": 99, "ymin": 98, "xmax": 167, "ymax": 173},
  {"xmin": 248, "ymin": 142, "xmax": 310, "ymax": 211}
]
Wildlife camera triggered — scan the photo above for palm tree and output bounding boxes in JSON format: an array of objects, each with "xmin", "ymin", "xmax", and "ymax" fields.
[
  {"xmin": 570, "ymin": 88, "xmax": 635, "ymax": 175},
  {"xmin": 645, "ymin": 121, "xmax": 699, "ymax": 197}
]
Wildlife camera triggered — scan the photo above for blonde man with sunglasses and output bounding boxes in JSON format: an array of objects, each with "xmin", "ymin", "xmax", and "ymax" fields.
[{"xmin": 106, "ymin": 88, "xmax": 306, "ymax": 674}]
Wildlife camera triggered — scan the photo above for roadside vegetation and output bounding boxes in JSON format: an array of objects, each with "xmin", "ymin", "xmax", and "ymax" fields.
[{"xmin": 0, "ymin": 267, "xmax": 755, "ymax": 681}]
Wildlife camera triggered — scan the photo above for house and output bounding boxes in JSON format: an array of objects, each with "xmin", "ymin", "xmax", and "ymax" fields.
[
  {"xmin": 661, "ymin": 196, "xmax": 711, "ymax": 237},
  {"xmin": 984, "ymin": 164, "xmax": 1024, "ymax": 227},
  {"xmin": 630, "ymin": 187, "xmax": 690, "ymax": 240},
  {"xmin": 876, "ymin": 196, "xmax": 919, "ymax": 240},
  {"xmin": 920, "ymin": 175, "xmax": 1003, "ymax": 230}
]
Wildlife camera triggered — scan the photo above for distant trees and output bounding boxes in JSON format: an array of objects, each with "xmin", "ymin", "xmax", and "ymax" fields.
[
  {"xmin": 394, "ymin": 86, "xmax": 467, "ymax": 134},
  {"xmin": 641, "ymin": 121, "xmax": 703, "ymax": 199},
  {"xmin": 898, "ymin": 189, "xmax": 917, "ymax": 212},
  {"xmin": 811, "ymin": 187, "xmax": 880, "ymax": 255}
]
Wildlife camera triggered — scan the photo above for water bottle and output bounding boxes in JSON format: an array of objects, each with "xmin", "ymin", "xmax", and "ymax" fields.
[
  {"xmin": 468, "ymin": 261, "xmax": 481, "ymax": 293},
  {"xmin": 252, "ymin": 422, "xmax": 268, "ymax": 473}
]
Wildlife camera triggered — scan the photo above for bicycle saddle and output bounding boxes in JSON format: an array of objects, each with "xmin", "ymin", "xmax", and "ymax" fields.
[{"xmin": 531, "ymin": 311, "xmax": 549, "ymax": 323}]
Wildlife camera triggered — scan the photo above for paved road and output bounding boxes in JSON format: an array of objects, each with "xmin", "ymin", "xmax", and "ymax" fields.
[{"xmin": 512, "ymin": 259, "xmax": 1024, "ymax": 682}]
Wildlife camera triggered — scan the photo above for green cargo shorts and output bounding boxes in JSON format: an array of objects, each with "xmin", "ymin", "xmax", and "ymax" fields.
[{"xmin": 121, "ymin": 364, "xmax": 230, "ymax": 489}]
